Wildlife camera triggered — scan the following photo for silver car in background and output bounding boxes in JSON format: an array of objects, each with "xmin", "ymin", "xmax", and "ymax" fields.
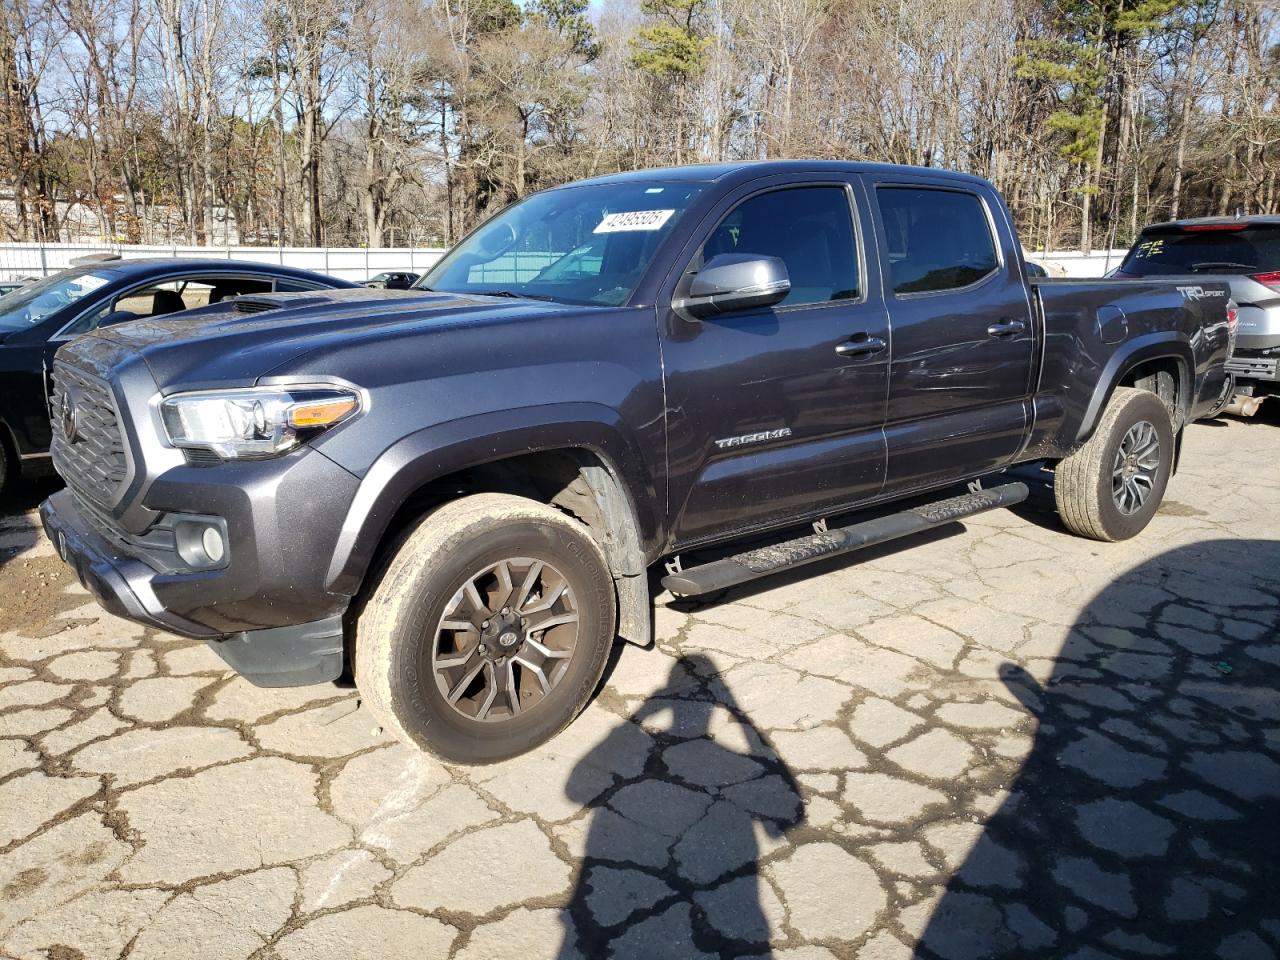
[{"xmin": 1116, "ymin": 216, "xmax": 1278, "ymax": 416}]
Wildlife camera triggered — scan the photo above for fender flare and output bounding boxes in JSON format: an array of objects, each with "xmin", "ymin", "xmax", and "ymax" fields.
[
  {"xmin": 1074, "ymin": 332, "xmax": 1194, "ymax": 445},
  {"xmin": 323, "ymin": 403, "xmax": 659, "ymax": 604}
]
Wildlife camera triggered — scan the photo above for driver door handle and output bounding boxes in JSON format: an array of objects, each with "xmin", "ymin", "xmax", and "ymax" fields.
[
  {"xmin": 987, "ymin": 318, "xmax": 1027, "ymax": 338},
  {"xmin": 835, "ymin": 336, "xmax": 887, "ymax": 359}
]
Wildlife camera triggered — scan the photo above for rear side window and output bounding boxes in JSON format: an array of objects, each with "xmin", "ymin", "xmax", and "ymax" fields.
[
  {"xmin": 699, "ymin": 186, "xmax": 860, "ymax": 306},
  {"xmin": 877, "ymin": 187, "xmax": 998, "ymax": 294},
  {"xmin": 1119, "ymin": 225, "xmax": 1280, "ymax": 276}
]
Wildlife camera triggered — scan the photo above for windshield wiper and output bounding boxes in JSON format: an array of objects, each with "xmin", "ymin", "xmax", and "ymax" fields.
[
  {"xmin": 470, "ymin": 289, "xmax": 558, "ymax": 302},
  {"xmin": 1189, "ymin": 261, "xmax": 1255, "ymax": 272}
]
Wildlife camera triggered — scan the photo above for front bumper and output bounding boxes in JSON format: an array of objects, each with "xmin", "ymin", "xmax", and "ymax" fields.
[{"xmin": 41, "ymin": 480, "xmax": 350, "ymax": 688}]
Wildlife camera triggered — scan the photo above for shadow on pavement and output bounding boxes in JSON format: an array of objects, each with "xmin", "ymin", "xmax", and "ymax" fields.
[
  {"xmin": 0, "ymin": 477, "xmax": 59, "ymax": 571},
  {"xmin": 559, "ymin": 654, "xmax": 803, "ymax": 958},
  {"xmin": 918, "ymin": 539, "xmax": 1280, "ymax": 959}
]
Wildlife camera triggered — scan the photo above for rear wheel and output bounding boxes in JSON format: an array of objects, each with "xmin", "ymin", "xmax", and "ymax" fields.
[
  {"xmin": 1054, "ymin": 386, "xmax": 1174, "ymax": 542},
  {"xmin": 355, "ymin": 493, "xmax": 616, "ymax": 763}
]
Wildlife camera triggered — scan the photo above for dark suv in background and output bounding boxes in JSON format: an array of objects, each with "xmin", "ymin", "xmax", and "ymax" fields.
[{"xmin": 1116, "ymin": 216, "xmax": 1280, "ymax": 415}]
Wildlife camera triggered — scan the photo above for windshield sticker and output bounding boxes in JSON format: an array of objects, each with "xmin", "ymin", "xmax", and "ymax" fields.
[{"xmin": 594, "ymin": 209, "xmax": 675, "ymax": 234}]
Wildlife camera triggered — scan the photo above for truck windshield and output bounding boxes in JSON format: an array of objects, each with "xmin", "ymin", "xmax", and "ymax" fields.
[
  {"xmin": 1118, "ymin": 224, "xmax": 1280, "ymax": 276},
  {"xmin": 0, "ymin": 268, "xmax": 117, "ymax": 332},
  {"xmin": 419, "ymin": 182, "xmax": 705, "ymax": 306}
]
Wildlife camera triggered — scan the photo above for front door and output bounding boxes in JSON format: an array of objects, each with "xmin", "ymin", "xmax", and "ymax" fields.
[
  {"xmin": 659, "ymin": 177, "xmax": 892, "ymax": 548},
  {"xmin": 866, "ymin": 178, "xmax": 1036, "ymax": 492}
]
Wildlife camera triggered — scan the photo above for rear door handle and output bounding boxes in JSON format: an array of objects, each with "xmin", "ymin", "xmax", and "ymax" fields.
[
  {"xmin": 987, "ymin": 318, "xmax": 1027, "ymax": 338},
  {"xmin": 835, "ymin": 336, "xmax": 887, "ymax": 359}
]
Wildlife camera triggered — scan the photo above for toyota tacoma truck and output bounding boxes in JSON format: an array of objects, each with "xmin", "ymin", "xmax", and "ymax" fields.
[{"xmin": 40, "ymin": 161, "xmax": 1232, "ymax": 762}]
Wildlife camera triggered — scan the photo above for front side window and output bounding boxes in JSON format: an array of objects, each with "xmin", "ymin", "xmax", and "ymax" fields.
[
  {"xmin": 421, "ymin": 181, "xmax": 705, "ymax": 306},
  {"xmin": 878, "ymin": 187, "xmax": 998, "ymax": 294},
  {"xmin": 693, "ymin": 186, "xmax": 860, "ymax": 307}
]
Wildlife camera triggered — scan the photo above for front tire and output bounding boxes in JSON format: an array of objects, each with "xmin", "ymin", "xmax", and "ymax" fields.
[
  {"xmin": 355, "ymin": 493, "xmax": 617, "ymax": 763},
  {"xmin": 1054, "ymin": 386, "xmax": 1174, "ymax": 542}
]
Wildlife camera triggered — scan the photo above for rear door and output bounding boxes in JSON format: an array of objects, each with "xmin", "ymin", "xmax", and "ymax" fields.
[
  {"xmin": 658, "ymin": 175, "xmax": 891, "ymax": 547},
  {"xmin": 866, "ymin": 177, "xmax": 1035, "ymax": 492}
]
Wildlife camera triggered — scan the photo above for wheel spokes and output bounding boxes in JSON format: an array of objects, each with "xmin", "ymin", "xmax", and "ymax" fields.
[
  {"xmin": 445, "ymin": 650, "xmax": 486, "ymax": 704},
  {"xmin": 430, "ymin": 555, "xmax": 580, "ymax": 723}
]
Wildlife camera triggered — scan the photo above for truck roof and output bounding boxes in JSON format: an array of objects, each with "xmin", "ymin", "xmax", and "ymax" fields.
[{"xmin": 564, "ymin": 159, "xmax": 994, "ymax": 190}]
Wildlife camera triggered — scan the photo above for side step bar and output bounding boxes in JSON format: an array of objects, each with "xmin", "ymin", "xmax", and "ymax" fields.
[{"xmin": 661, "ymin": 482, "xmax": 1029, "ymax": 597}]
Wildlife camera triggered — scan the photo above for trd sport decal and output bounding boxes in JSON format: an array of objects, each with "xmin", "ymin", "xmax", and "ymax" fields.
[{"xmin": 1175, "ymin": 285, "xmax": 1226, "ymax": 301}]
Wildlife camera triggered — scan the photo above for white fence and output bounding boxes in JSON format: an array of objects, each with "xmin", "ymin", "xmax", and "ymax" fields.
[
  {"xmin": 1037, "ymin": 250, "xmax": 1128, "ymax": 278},
  {"xmin": 0, "ymin": 243, "xmax": 448, "ymax": 284},
  {"xmin": 0, "ymin": 241, "xmax": 1128, "ymax": 284}
]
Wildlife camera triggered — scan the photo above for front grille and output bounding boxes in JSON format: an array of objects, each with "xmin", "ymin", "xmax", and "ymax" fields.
[{"xmin": 50, "ymin": 362, "xmax": 128, "ymax": 505}]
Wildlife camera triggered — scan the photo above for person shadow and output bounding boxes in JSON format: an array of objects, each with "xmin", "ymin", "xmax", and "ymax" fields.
[
  {"xmin": 917, "ymin": 539, "xmax": 1280, "ymax": 959},
  {"xmin": 559, "ymin": 653, "xmax": 804, "ymax": 959}
]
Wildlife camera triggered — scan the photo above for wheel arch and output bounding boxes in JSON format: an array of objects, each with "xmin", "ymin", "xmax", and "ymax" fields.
[
  {"xmin": 326, "ymin": 406, "xmax": 657, "ymax": 646},
  {"xmin": 1074, "ymin": 334, "xmax": 1193, "ymax": 446}
]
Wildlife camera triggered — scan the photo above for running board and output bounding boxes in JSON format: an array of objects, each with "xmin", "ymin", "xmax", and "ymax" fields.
[{"xmin": 661, "ymin": 482, "xmax": 1029, "ymax": 597}]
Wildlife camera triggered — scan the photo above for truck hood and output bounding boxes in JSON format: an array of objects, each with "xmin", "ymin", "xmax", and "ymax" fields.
[{"xmin": 76, "ymin": 288, "xmax": 583, "ymax": 390}]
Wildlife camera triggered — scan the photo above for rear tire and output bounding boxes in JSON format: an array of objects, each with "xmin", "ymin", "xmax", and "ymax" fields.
[
  {"xmin": 1054, "ymin": 386, "xmax": 1174, "ymax": 542},
  {"xmin": 355, "ymin": 493, "xmax": 616, "ymax": 764}
]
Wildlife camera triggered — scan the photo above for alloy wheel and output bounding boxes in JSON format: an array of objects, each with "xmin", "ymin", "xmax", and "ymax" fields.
[{"xmin": 430, "ymin": 557, "xmax": 579, "ymax": 722}]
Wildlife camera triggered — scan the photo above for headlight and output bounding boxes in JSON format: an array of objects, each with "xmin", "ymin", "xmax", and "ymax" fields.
[{"xmin": 160, "ymin": 386, "xmax": 360, "ymax": 460}]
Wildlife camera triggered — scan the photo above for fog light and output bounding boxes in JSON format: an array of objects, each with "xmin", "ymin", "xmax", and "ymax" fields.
[
  {"xmin": 201, "ymin": 526, "xmax": 225, "ymax": 564},
  {"xmin": 173, "ymin": 518, "xmax": 228, "ymax": 569}
]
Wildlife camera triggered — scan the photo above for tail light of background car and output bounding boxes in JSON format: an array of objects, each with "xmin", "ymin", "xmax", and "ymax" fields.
[
  {"xmin": 1250, "ymin": 270, "xmax": 1280, "ymax": 293},
  {"xmin": 1180, "ymin": 223, "xmax": 1249, "ymax": 232}
]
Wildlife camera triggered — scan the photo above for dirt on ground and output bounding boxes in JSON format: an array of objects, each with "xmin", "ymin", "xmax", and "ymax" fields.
[{"xmin": 0, "ymin": 479, "xmax": 74, "ymax": 635}]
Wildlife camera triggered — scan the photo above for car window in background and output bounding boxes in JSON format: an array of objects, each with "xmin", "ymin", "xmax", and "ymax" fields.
[
  {"xmin": 697, "ymin": 186, "xmax": 860, "ymax": 306},
  {"xmin": 421, "ymin": 181, "xmax": 706, "ymax": 306},
  {"xmin": 1117, "ymin": 223, "xmax": 1280, "ymax": 276},
  {"xmin": 877, "ymin": 187, "xmax": 999, "ymax": 294},
  {"xmin": 0, "ymin": 269, "xmax": 118, "ymax": 331},
  {"xmin": 275, "ymin": 279, "xmax": 323, "ymax": 293}
]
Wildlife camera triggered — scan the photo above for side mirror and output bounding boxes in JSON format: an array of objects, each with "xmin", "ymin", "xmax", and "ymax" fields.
[
  {"xmin": 98, "ymin": 310, "xmax": 140, "ymax": 328},
  {"xmin": 474, "ymin": 220, "xmax": 518, "ymax": 258},
  {"xmin": 677, "ymin": 254, "xmax": 790, "ymax": 319}
]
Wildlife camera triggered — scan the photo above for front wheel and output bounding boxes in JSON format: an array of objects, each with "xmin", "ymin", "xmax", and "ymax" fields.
[
  {"xmin": 355, "ymin": 493, "xmax": 617, "ymax": 763},
  {"xmin": 1054, "ymin": 386, "xmax": 1175, "ymax": 542}
]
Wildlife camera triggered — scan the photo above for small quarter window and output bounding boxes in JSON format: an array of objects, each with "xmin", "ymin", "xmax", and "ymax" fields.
[{"xmin": 877, "ymin": 187, "xmax": 998, "ymax": 294}]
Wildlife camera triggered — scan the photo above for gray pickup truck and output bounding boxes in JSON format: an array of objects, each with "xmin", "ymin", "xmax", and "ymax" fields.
[{"xmin": 41, "ymin": 161, "xmax": 1232, "ymax": 762}]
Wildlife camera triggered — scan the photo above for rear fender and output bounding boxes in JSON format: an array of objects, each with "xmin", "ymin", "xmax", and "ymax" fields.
[{"xmin": 1073, "ymin": 333, "xmax": 1193, "ymax": 445}]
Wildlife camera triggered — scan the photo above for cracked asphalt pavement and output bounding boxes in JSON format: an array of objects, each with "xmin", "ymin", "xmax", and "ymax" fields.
[{"xmin": 2, "ymin": 416, "xmax": 1278, "ymax": 960}]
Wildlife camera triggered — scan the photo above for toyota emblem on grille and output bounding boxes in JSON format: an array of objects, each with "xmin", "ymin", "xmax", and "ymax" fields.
[{"xmin": 61, "ymin": 391, "xmax": 81, "ymax": 443}]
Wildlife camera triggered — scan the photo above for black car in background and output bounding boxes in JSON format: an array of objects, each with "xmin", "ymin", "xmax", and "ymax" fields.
[
  {"xmin": 0, "ymin": 278, "xmax": 34, "ymax": 297},
  {"xmin": 365, "ymin": 271, "xmax": 420, "ymax": 290},
  {"xmin": 0, "ymin": 258, "xmax": 355, "ymax": 493}
]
